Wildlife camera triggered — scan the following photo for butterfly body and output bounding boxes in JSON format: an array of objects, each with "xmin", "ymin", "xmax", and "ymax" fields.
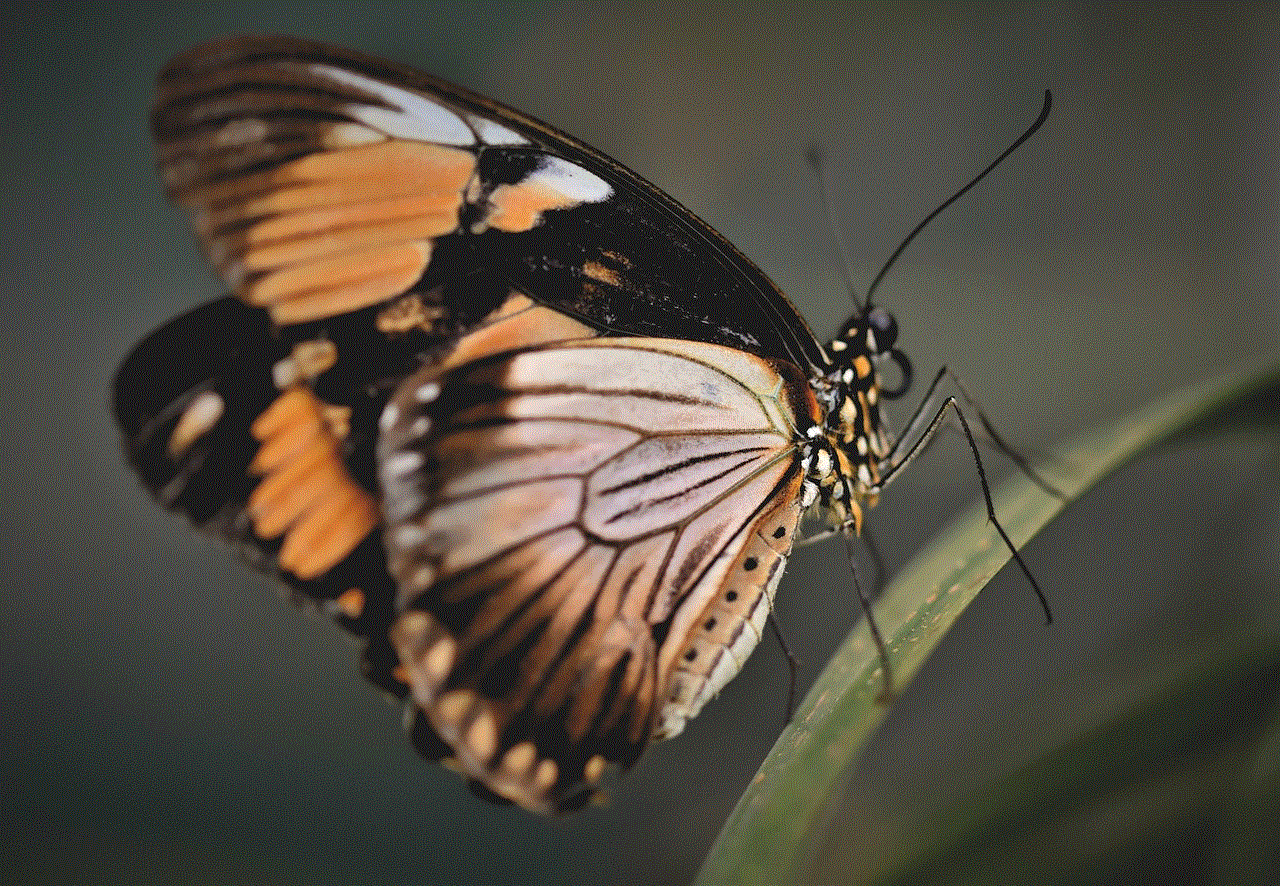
[{"xmin": 118, "ymin": 36, "xmax": 909, "ymax": 813}]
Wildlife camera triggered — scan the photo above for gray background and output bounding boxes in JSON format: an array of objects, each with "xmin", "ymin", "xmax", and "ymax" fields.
[{"xmin": 4, "ymin": 3, "xmax": 1277, "ymax": 884}]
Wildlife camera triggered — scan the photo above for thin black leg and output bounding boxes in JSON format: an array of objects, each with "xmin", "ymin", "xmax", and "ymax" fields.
[
  {"xmin": 874, "ymin": 396, "xmax": 1054, "ymax": 624},
  {"xmin": 768, "ymin": 611, "xmax": 800, "ymax": 726},
  {"xmin": 884, "ymin": 364, "xmax": 1064, "ymax": 499}
]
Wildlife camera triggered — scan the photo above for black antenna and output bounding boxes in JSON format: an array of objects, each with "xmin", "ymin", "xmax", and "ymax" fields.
[
  {"xmin": 864, "ymin": 90, "xmax": 1052, "ymax": 307},
  {"xmin": 806, "ymin": 146, "xmax": 866, "ymax": 311}
]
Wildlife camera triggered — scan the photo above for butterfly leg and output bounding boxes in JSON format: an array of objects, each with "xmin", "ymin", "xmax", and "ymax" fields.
[
  {"xmin": 767, "ymin": 612, "xmax": 800, "ymax": 726},
  {"xmin": 885, "ymin": 365, "xmax": 1064, "ymax": 499},
  {"xmin": 874, "ymin": 394, "xmax": 1053, "ymax": 624},
  {"xmin": 858, "ymin": 526, "xmax": 889, "ymax": 594},
  {"xmin": 841, "ymin": 529, "xmax": 896, "ymax": 702}
]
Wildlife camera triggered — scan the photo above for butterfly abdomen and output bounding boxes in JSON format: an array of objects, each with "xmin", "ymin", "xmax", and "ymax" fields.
[{"xmin": 654, "ymin": 485, "xmax": 804, "ymax": 739}]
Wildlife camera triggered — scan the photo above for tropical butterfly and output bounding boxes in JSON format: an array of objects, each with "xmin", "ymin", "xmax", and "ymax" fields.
[{"xmin": 115, "ymin": 35, "xmax": 1051, "ymax": 814}]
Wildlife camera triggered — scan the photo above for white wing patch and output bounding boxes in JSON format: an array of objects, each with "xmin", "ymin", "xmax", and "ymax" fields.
[
  {"xmin": 528, "ymin": 156, "xmax": 613, "ymax": 204},
  {"xmin": 309, "ymin": 63, "xmax": 477, "ymax": 145},
  {"xmin": 481, "ymin": 156, "xmax": 615, "ymax": 234},
  {"xmin": 467, "ymin": 114, "xmax": 530, "ymax": 146}
]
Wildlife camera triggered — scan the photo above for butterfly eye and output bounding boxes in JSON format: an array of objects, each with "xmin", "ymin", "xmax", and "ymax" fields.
[{"xmin": 866, "ymin": 306, "xmax": 898, "ymax": 354}]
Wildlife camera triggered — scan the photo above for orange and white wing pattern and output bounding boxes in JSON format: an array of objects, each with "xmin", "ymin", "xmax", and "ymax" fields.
[{"xmin": 377, "ymin": 337, "xmax": 817, "ymax": 812}]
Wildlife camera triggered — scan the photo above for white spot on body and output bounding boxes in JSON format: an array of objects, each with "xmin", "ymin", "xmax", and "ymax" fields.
[
  {"xmin": 801, "ymin": 480, "xmax": 819, "ymax": 509},
  {"xmin": 379, "ymin": 403, "xmax": 400, "ymax": 432},
  {"xmin": 814, "ymin": 449, "xmax": 832, "ymax": 477},
  {"xmin": 415, "ymin": 381, "xmax": 441, "ymax": 402}
]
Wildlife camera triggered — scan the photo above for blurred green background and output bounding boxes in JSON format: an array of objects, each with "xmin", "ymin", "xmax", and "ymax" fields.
[{"xmin": 4, "ymin": 3, "xmax": 1276, "ymax": 884}]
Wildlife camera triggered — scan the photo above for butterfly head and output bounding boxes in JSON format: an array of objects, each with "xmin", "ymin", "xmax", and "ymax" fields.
[{"xmin": 830, "ymin": 304, "xmax": 913, "ymax": 399}]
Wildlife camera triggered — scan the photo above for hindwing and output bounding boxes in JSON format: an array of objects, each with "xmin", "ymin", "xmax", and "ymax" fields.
[
  {"xmin": 377, "ymin": 336, "xmax": 814, "ymax": 811},
  {"xmin": 111, "ymin": 295, "xmax": 410, "ymax": 691}
]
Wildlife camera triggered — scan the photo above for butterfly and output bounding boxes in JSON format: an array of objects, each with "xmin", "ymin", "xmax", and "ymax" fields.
[{"xmin": 115, "ymin": 35, "xmax": 1051, "ymax": 814}]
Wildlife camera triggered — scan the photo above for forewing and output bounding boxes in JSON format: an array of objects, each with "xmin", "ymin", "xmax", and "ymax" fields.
[
  {"xmin": 152, "ymin": 34, "xmax": 826, "ymax": 366},
  {"xmin": 378, "ymin": 338, "xmax": 813, "ymax": 812}
]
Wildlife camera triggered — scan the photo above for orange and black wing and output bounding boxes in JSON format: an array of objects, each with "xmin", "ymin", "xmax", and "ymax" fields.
[
  {"xmin": 115, "ymin": 34, "xmax": 827, "ymax": 807},
  {"xmin": 120, "ymin": 34, "xmax": 831, "ymax": 671},
  {"xmin": 111, "ymin": 295, "xmax": 415, "ymax": 692}
]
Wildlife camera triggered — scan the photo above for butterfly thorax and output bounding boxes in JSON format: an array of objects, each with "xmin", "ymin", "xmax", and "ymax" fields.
[{"xmin": 800, "ymin": 307, "xmax": 906, "ymax": 533}]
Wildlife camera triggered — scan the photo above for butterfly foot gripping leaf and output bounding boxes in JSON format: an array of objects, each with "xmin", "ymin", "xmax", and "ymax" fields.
[{"xmin": 117, "ymin": 34, "xmax": 1042, "ymax": 813}]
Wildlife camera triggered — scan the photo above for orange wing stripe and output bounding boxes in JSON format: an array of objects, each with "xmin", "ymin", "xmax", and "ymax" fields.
[
  {"xmin": 173, "ymin": 141, "xmax": 473, "ymax": 205},
  {"xmin": 171, "ymin": 140, "xmax": 475, "ymax": 324},
  {"xmin": 247, "ymin": 387, "xmax": 377, "ymax": 580},
  {"xmin": 245, "ymin": 241, "xmax": 430, "ymax": 306},
  {"xmin": 269, "ymin": 260, "xmax": 432, "ymax": 325}
]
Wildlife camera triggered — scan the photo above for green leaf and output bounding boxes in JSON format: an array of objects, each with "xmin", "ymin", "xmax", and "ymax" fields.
[
  {"xmin": 696, "ymin": 360, "xmax": 1280, "ymax": 886},
  {"xmin": 812, "ymin": 635, "xmax": 1280, "ymax": 886}
]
